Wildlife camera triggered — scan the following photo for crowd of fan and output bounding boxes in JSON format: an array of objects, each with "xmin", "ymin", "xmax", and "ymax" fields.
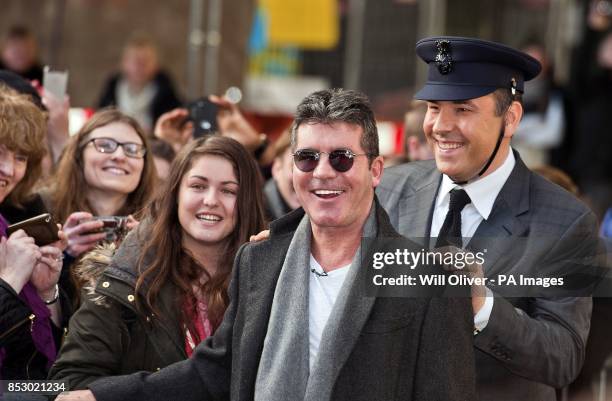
[{"xmin": 0, "ymin": 21, "xmax": 610, "ymax": 401}]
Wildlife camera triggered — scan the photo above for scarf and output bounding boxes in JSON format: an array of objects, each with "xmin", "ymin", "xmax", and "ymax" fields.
[
  {"xmin": 0, "ymin": 213, "xmax": 8, "ymax": 235},
  {"xmin": 18, "ymin": 283, "xmax": 57, "ymax": 369},
  {"xmin": 254, "ymin": 206, "xmax": 377, "ymax": 401}
]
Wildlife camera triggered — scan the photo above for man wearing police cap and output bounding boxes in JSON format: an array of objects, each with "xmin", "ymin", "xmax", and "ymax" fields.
[{"xmin": 377, "ymin": 36, "xmax": 603, "ymax": 400}]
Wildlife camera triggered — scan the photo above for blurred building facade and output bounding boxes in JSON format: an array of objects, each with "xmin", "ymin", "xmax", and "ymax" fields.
[{"xmin": 0, "ymin": 0, "xmax": 590, "ymax": 115}]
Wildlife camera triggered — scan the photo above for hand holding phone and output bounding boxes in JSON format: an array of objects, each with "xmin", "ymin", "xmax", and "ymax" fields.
[
  {"xmin": 7, "ymin": 213, "xmax": 60, "ymax": 246},
  {"xmin": 188, "ymin": 97, "xmax": 219, "ymax": 138},
  {"xmin": 30, "ymin": 244, "xmax": 65, "ymax": 301},
  {"xmin": 0, "ymin": 231, "xmax": 42, "ymax": 294},
  {"xmin": 208, "ymin": 94, "xmax": 261, "ymax": 151},
  {"xmin": 43, "ymin": 66, "xmax": 68, "ymax": 103},
  {"xmin": 89, "ymin": 216, "xmax": 129, "ymax": 242},
  {"xmin": 153, "ymin": 108, "xmax": 193, "ymax": 151},
  {"xmin": 63, "ymin": 212, "xmax": 107, "ymax": 258}
]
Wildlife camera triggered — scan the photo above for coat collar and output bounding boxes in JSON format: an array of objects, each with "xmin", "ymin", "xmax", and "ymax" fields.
[
  {"xmin": 466, "ymin": 151, "xmax": 531, "ymax": 273},
  {"xmin": 471, "ymin": 150, "xmax": 531, "ymax": 238}
]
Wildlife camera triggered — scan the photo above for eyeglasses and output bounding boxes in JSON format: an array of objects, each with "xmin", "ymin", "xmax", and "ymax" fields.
[
  {"xmin": 83, "ymin": 137, "xmax": 146, "ymax": 159},
  {"xmin": 292, "ymin": 149, "xmax": 370, "ymax": 173}
]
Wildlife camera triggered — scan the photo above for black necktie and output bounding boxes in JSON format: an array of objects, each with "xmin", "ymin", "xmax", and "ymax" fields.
[{"xmin": 436, "ymin": 188, "xmax": 472, "ymax": 248}]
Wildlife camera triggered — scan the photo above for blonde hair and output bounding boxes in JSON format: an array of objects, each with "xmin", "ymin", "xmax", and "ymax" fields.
[{"xmin": 0, "ymin": 84, "xmax": 47, "ymax": 207}]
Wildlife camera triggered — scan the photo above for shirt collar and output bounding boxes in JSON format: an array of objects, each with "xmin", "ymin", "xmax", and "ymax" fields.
[{"xmin": 437, "ymin": 150, "xmax": 516, "ymax": 220}]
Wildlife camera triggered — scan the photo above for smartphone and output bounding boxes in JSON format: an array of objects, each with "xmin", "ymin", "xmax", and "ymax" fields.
[
  {"xmin": 89, "ymin": 216, "xmax": 129, "ymax": 242},
  {"xmin": 188, "ymin": 97, "xmax": 218, "ymax": 138},
  {"xmin": 43, "ymin": 66, "xmax": 68, "ymax": 102},
  {"xmin": 7, "ymin": 213, "xmax": 60, "ymax": 246}
]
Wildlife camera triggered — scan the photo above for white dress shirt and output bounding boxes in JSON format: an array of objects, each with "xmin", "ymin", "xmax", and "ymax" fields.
[{"xmin": 431, "ymin": 150, "xmax": 516, "ymax": 332}]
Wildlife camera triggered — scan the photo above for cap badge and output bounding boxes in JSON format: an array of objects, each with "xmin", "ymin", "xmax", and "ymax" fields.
[
  {"xmin": 511, "ymin": 77, "xmax": 517, "ymax": 95},
  {"xmin": 435, "ymin": 40, "xmax": 453, "ymax": 75}
]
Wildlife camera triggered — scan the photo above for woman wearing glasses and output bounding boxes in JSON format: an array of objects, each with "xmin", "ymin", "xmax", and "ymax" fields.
[
  {"xmin": 41, "ymin": 109, "xmax": 156, "ymax": 302},
  {"xmin": 49, "ymin": 136, "xmax": 266, "ymax": 390}
]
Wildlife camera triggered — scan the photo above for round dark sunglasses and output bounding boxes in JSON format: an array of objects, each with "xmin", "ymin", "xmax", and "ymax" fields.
[
  {"xmin": 82, "ymin": 137, "xmax": 146, "ymax": 159},
  {"xmin": 292, "ymin": 149, "xmax": 370, "ymax": 173}
]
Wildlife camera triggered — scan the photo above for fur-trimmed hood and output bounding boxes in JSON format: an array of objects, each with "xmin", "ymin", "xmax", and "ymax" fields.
[{"xmin": 72, "ymin": 242, "xmax": 117, "ymax": 306}]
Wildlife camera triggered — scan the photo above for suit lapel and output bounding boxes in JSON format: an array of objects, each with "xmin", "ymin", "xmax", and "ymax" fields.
[{"xmin": 467, "ymin": 154, "xmax": 531, "ymax": 274}]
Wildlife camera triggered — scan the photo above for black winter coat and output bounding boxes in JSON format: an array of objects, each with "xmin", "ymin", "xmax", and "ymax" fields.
[
  {"xmin": 0, "ymin": 279, "xmax": 70, "ymax": 380},
  {"xmin": 97, "ymin": 71, "xmax": 182, "ymax": 126},
  {"xmin": 48, "ymin": 233, "xmax": 189, "ymax": 390}
]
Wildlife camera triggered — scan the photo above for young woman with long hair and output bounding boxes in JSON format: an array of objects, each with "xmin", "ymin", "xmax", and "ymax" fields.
[
  {"xmin": 49, "ymin": 135, "xmax": 267, "ymax": 390},
  {"xmin": 41, "ymin": 109, "xmax": 157, "ymax": 303},
  {"xmin": 48, "ymin": 108, "xmax": 157, "ymax": 258}
]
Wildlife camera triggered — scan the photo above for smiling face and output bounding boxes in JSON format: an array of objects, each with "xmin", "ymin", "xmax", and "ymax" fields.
[
  {"xmin": 423, "ymin": 93, "xmax": 516, "ymax": 182},
  {"xmin": 0, "ymin": 144, "xmax": 27, "ymax": 203},
  {"xmin": 82, "ymin": 122, "xmax": 145, "ymax": 197},
  {"xmin": 178, "ymin": 155, "xmax": 239, "ymax": 253},
  {"xmin": 293, "ymin": 122, "xmax": 383, "ymax": 232}
]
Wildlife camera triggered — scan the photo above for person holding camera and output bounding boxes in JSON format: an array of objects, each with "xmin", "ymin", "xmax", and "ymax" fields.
[
  {"xmin": 40, "ymin": 109, "xmax": 158, "ymax": 302},
  {"xmin": 0, "ymin": 84, "xmax": 67, "ymax": 382},
  {"xmin": 49, "ymin": 136, "xmax": 267, "ymax": 391},
  {"xmin": 153, "ymin": 95, "xmax": 275, "ymax": 171}
]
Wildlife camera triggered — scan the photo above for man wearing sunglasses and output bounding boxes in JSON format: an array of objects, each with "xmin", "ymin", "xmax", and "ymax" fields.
[
  {"xmin": 376, "ymin": 36, "xmax": 604, "ymax": 401},
  {"xmin": 57, "ymin": 89, "xmax": 476, "ymax": 401}
]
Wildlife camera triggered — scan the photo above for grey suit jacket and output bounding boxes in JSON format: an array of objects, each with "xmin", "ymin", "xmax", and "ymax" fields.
[
  {"xmin": 88, "ymin": 200, "xmax": 477, "ymax": 401},
  {"xmin": 375, "ymin": 153, "xmax": 602, "ymax": 401}
]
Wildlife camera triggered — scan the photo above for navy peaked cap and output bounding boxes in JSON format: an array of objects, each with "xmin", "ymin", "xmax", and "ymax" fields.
[{"xmin": 414, "ymin": 36, "xmax": 542, "ymax": 101}]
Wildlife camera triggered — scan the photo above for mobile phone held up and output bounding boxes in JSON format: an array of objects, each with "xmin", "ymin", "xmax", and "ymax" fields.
[
  {"xmin": 43, "ymin": 66, "xmax": 68, "ymax": 102},
  {"xmin": 89, "ymin": 216, "xmax": 129, "ymax": 242},
  {"xmin": 188, "ymin": 97, "xmax": 218, "ymax": 138},
  {"xmin": 7, "ymin": 213, "xmax": 60, "ymax": 246}
]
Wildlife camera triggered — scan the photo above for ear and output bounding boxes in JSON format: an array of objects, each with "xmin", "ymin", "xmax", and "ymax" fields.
[
  {"xmin": 502, "ymin": 100, "xmax": 523, "ymax": 138},
  {"xmin": 271, "ymin": 157, "xmax": 282, "ymax": 181},
  {"xmin": 370, "ymin": 155, "xmax": 385, "ymax": 188}
]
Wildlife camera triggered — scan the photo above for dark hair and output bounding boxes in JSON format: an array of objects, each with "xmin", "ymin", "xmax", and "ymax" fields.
[
  {"xmin": 52, "ymin": 108, "xmax": 157, "ymax": 223},
  {"xmin": 291, "ymin": 89, "xmax": 379, "ymax": 162},
  {"xmin": 149, "ymin": 138, "xmax": 176, "ymax": 163},
  {"xmin": 4, "ymin": 25, "xmax": 35, "ymax": 41},
  {"xmin": 135, "ymin": 135, "xmax": 267, "ymax": 334},
  {"xmin": 492, "ymin": 88, "xmax": 523, "ymax": 116},
  {"xmin": 404, "ymin": 100, "xmax": 428, "ymax": 143},
  {"xmin": 0, "ymin": 85, "xmax": 47, "ymax": 207}
]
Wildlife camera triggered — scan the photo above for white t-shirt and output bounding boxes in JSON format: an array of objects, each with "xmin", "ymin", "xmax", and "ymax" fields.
[{"xmin": 308, "ymin": 254, "xmax": 351, "ymax": 370}]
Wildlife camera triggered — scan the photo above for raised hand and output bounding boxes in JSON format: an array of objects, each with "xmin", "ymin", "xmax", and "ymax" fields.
[
  {"xmin": 153, "ymin": 108, "xmax": 193, "ymax": 152},
  {"xmin": 63, "ymin": 212, "xmax": 106, "ymax": 257},
  {"xmin": 209, "ymin": 95, "xmax": 261, "ymax": 151},
  {"xmin": 438, "ymin": 245, "xmax": 487, "ymax": 315}
]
